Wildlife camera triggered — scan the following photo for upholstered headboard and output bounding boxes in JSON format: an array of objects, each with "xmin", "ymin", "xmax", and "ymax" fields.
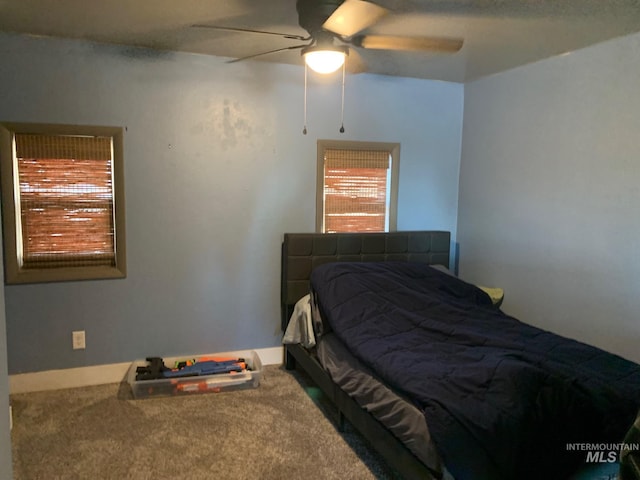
[{"xmin": 281, "ymin": 231, "xmax": 451, "ymax": 330}]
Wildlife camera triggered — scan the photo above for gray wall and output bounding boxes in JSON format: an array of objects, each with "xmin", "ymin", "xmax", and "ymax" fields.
[
  {"xmin": 458, "ymin": 32, "xmax": 640, "ymax": 363},
  {"xmin": 0, "ymin": 32, "xmax": 464, "ymax": 374}
]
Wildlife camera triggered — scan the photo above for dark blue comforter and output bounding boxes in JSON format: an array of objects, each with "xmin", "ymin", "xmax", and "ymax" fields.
[{"xmin": 310, "ymin": 262, "xmax": 640, "ymax": 480}]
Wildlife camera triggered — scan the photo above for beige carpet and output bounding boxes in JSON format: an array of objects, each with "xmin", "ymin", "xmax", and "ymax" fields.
[{"xmin": 11, "ymin": 365, "xmax": 400, "ymax": 480}]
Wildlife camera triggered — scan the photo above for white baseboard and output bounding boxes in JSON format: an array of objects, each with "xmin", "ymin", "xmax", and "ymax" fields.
[{"xmin": 9, "ymin": 346, "xmax": 284, "ymax": 394}]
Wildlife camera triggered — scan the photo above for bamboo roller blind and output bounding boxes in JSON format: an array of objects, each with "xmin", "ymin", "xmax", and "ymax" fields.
[
  {"xmin": 323, "ymin": 149, "xmax": 390, "ymax": 233},
  {"xmin": 15, "ymin": 133, "xmax": 116, "ymax": 269}
]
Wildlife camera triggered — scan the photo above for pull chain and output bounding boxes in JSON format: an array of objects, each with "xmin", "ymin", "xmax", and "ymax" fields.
[
  {"xmin": 303, "ymin": 64, "xmax": 308, "ymax": 135},
  {"xmin": 339, "ymin": 59, "xmax": 346, "ymax": 133}
]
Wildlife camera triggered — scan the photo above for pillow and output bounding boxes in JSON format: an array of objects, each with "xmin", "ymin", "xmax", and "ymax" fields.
[{"xmin": 478, "ymin": 286, "xmax": 504, "ymax": 307}]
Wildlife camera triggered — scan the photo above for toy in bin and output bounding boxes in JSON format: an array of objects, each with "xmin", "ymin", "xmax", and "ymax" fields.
[{"xmin": 135, "ymin": 356, "xmax": 252, "ymax": 395}]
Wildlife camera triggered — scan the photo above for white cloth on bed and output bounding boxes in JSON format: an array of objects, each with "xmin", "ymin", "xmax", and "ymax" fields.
[{"xmin": 282, "ymin": 294, "xmax": 316, "ymax": 348}]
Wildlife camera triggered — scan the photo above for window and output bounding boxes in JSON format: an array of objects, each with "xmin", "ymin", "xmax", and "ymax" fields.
[
  {"xmin": 316, "ymin": 140, "xmax": 399, "ymax": 233},
  {"xmin": 0, "ymin": 123, "xmax": 126, "ymax": 284}
]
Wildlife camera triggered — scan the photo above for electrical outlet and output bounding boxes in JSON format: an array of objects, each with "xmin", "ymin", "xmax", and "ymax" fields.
[{"xmin": 72, "ymin": 330, "xmax": 86, "ymax": 350}]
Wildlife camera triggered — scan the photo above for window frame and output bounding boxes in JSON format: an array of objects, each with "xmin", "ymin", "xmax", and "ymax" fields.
[
  {"xmin": 316, "ymin": 139, "xmax": 400, "ymax": 233},
  {"xmin": 0, "ymin": 122, "xmax": 127, "ymax": 284}
]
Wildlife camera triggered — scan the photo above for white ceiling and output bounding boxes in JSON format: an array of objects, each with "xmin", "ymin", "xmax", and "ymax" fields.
[{"xmin": 1, "ymin": 0, "xmax": 639, "ymax": 83}]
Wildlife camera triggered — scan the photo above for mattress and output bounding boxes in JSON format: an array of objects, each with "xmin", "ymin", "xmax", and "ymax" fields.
[{"xmin": 316, "ymin": 331, "xmax": 451, "ymax": 479}]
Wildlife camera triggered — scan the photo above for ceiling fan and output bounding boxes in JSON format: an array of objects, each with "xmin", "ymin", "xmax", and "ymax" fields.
[{"xmin": 192, "ymin": 0, "xmax": 464, "ymax": 74}]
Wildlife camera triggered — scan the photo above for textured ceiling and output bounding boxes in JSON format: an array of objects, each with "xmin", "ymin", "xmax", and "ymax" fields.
[{"xmin": 1, "ymin": 0, "xmax": 639, "ymax": 82}]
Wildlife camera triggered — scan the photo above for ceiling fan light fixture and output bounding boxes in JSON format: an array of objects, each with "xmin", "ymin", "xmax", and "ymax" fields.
[{"xmin": 302, "ymin": 46, "xmax": 348, "ymax": 74}]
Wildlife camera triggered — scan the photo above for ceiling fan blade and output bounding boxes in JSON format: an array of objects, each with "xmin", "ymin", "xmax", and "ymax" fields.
[
  {"xmin": 352, "ymin": 35, "xmax": 463, "ymax": 53},
  {"xmin": 191, "ymin": 24, "xmax": 309, "ymax": 41},
  {"xmin": 226, "ymin": 44, "xmax": 309, "ymax": 64},
  {"xmin": 322, "ymin": 0, "xmax": 388, "ymax": 38}
]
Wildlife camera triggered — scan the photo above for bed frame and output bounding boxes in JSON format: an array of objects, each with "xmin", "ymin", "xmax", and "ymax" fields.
[{"xmin": 281, "ymin": 231, "xmax": 451, "ymax": 480}]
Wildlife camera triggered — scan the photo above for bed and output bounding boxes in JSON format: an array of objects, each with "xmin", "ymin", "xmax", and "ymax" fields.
[{"xmin": 280, "ymin": 231, "xmax": 640, "ymax": 480}]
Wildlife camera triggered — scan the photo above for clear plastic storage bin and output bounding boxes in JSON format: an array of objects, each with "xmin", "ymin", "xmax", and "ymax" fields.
[{"xmin": 127, "ymin": 350, "xmax": 262, "ymax": 399}]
